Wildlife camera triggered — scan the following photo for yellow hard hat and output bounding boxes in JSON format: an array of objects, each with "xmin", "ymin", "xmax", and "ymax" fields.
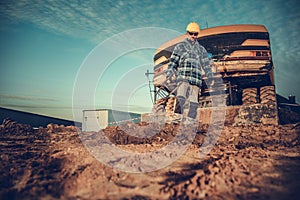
[{"xmin": 186, "ymin": 22, "xmax": 200, "ymax": 33}]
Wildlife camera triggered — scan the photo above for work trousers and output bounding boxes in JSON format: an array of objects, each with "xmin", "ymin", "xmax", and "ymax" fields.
[{"xmin": 174, "ymin": 81, "xmax": 200, "ymax": 119}]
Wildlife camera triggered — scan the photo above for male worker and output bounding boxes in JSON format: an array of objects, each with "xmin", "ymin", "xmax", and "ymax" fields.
[{"xmin": 166, "ymin": 22, "xmax": 214, "ymax": 124}]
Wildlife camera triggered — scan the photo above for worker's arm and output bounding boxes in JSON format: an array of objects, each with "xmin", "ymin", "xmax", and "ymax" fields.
[
  {"xmin": 200, "ymin": 47, "xmax": 214, "ymax": 85},
  {"xmin": 166, "ymin": 45, "xmax": 181, "ymax": 78}
]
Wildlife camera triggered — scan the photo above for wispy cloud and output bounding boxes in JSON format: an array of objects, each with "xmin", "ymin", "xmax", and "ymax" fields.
[
  {"xmin": 1, "ymin": 1, "xmax": 297, "ymax": 43},
  {"xmin": 0, "ymin": 0, "xmax": 174, "ymax": 43},
  {"xmin": 0, "ymin": 1, "xmax": 100, "ymax": 41},
  {"xmin": 0, "ymin": 0, "xmax": 208, "ymax": 43},
  {"xmin": 0, "ymin": 103, "xmax": 70, "ymax": 109},
  {"xmin": 0, "ymin": 94, "xmax": 58, "ymax": 102},
  {"xmin": 1, "ymin": 0, "xmax": 298, "ymax": 44}
]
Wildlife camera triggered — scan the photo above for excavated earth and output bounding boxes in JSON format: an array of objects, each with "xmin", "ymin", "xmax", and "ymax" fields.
[{"xmin": 0, "ymin": 119, "xmax": 300, "ymax": 200}]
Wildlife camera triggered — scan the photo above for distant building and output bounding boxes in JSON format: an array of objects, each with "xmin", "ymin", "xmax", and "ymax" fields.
[{"xmin": 82, "ymin": 109, "xmax": 141, "ymax": 132}]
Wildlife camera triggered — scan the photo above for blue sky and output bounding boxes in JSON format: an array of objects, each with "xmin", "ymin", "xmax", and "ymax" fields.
[{"xmin": 0, "ymin": 0, "xmax": 299, "ymax": 120}]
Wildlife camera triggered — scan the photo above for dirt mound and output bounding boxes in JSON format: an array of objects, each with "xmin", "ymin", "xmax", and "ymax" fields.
[
  {"xmin": 0, "ymin": 119, "xmax": 299, "ymax": 199},
  {"xmin": 101, "ymin": 122, "xmax": 205, "ymax": 146}
]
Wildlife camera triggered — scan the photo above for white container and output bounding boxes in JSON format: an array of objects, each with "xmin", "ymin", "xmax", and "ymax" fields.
[{"xmin": 82, "ymin": 109, "xmax": 141, "ymax": 132}]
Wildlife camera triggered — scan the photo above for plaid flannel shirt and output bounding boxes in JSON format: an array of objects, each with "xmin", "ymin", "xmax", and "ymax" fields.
[{"xmin": 168, "ymin": 38, "xmax": 213, "ymax": 87}]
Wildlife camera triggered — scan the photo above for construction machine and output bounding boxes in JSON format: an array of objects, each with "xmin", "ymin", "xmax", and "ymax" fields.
[{"xmin": 151, "ymin": 24, "xmax": 279, "ymax": 125}]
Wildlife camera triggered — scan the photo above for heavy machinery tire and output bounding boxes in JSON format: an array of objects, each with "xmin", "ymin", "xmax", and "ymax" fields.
[
  {"xmin": 260, "ymin": 86, "xmax": 276, "ymax": 104},
  {"xmin": 242, "ymin": 88, "xmax": 257, "ymax": 105},
  {"xmin": 153, "ymin": 98, "xmax": 166, "ymax": 113},
  {"xmin": 165, "ymin": 97, "xmax": 175, "ymax": 114}
]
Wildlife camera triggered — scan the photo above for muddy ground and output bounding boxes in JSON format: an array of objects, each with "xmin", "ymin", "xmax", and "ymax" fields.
[{"xmin": 0, "ymin": 119, "xmax": 299, "ymax": 200}]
